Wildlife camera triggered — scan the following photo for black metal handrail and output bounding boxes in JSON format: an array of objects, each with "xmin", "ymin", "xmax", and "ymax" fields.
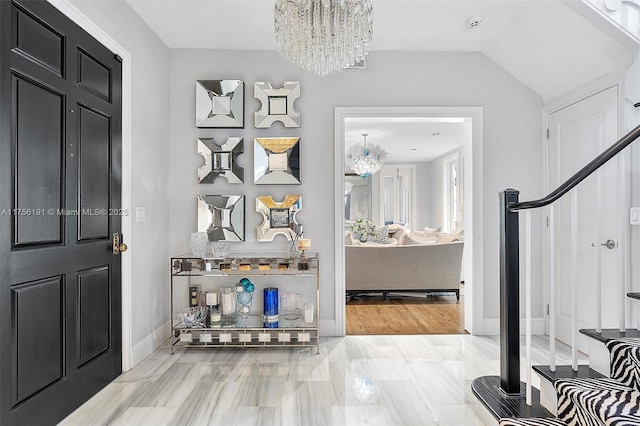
[{"xmin": 510, "ymin": 123, "xmax": 640, "ymax": 211}]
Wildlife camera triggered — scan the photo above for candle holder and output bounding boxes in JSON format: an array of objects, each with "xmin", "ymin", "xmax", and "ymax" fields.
[
  {"xmin": 297, "ymin": 238, "xmax": 311, "ymax": 256},
  {"xmin": 280, "ymin": 292, "xmax": 302, "ymax": 326}
]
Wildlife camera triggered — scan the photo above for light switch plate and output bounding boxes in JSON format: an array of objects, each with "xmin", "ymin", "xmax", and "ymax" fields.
[
  {"xmin": 631, "ymin": 207, "xmax": 640, "ymax": 226},
  {"xmin": 135, "ymin": 206, "xmax": 145, "ymax": 223}
]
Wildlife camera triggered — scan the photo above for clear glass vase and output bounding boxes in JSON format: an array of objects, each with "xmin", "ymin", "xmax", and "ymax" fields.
[{"xmin": 190, "ymin": 232, "xmax": 208, "ymax": 257}]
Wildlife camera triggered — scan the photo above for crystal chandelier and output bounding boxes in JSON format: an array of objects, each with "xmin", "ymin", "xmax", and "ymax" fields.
[
  {"xmin": 346, "ymin": 134, "xmax": 387, "ymax": 179},
  {"xmin": 274, "ymin": 0, "xmax": 373, "ymax": 77}
]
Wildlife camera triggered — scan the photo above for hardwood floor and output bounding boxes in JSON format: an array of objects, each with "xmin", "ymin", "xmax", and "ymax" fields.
[{"xmin": 346, "ymin": 287, "xmax": 466, "ymax": 335}]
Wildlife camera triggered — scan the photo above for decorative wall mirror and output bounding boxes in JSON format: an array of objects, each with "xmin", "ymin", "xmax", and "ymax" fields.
[
  {"xmin": 254, "ymin": 81, "xmax": 301, "ymax": 128},
  {"xmin": 197, "ymin": 137, "xmax": 244, "ymax": 183},
  {"xmin": 254, "ymin": 137, "xmax": 301, "ymax": 184},
  {"xmin": 195, "ymin": 80, "xmax": 244, "ymax": 128},
  {"xmin": 197, "ymin": 195, "xmax": 245, "ymax": 241},
  {"xmin": 256, "ymin": 195, "xmax": 302, "ymax": 241}
]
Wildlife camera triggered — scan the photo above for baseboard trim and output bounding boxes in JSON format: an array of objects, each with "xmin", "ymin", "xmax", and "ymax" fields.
[
  {"xmin": 320, "ymin": 319, "xmax": 339, "ymax": 337},
  {"xmin": 131, "ymin": 321, "xmax": 171, "ymax": 368}
]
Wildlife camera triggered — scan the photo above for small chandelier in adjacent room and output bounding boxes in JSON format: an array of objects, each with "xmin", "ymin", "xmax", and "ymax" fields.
[
  {"xmin": 346, "ymin": 134, "xmax": 387, "ymax": 179},
  {"xmin": 274, "ymin": 0, "xmax": 373, "ymax": 77}
]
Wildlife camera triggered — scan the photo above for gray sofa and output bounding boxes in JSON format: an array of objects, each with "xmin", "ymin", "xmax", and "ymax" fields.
[{"xmin": 345, "ymin": 241, "xmax": 464, "ymax": 299}]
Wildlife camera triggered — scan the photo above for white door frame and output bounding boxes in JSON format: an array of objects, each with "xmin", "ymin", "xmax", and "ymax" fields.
[
  {"xmin": 442, "ymin": 151, "xmax": 461, "ymax": 233},
  {"xmin": 542, "ymin": 73, "xmax": 631, "ymax": 336},
  {"xmin": 48, "ymin": 0, "xmax": 133, "ymax": 371},
  {"xmin": 334, "ymin": 107, "xmax": 484, "ymax": 336}
]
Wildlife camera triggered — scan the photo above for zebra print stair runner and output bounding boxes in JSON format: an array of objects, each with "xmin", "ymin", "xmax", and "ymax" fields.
[
  {"xmin": 555, "ymin": 378, "xmax": 640, "ymax": 425},
  {"xmin": 607, "ymin": 338, "xmax": 640, "ymax": 391},
  {"xmin": 499, "ymin": 339, "xmax": 640, "ymax": 425}
]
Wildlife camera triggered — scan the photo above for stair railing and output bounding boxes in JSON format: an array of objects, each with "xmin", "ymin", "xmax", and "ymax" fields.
[{"xmin": 493, "ymin": 123, "xmax": 640, "ymax": 405}]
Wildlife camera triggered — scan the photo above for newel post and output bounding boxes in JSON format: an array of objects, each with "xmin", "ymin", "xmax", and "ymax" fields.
[{"xmin": 499, "ymin": 189, "xmax": 521, "ymax": 395}]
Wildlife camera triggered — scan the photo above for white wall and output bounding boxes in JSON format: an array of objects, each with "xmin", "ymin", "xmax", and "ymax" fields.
[
  {"xmin": 67, "ymin": 0, "xmax": 171, "ymax": 362},
  {"xmin": 415, "ymin": 162, "xmax": 432, "ymax": 230},
  {"xmin": 168, "ymin": 49, "xmax": 545, "ymax": 333},
  {"xmin": 424, "ymin": 147, "xmax": 464, "ymax": 231}
]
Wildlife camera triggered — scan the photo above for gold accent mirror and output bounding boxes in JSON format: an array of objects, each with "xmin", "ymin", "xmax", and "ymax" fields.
[{"xmin": 256, "ymin": 195, "xmax": 302, "ymax": 242}]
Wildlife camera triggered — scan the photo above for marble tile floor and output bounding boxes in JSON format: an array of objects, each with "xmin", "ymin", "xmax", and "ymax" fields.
[{"xmin": 59, "ymin": 335, "xmax": 586, "ymax": 426}]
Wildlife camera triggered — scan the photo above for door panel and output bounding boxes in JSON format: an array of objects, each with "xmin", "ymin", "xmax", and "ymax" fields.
[
  {"xmin": 13, "ymin": 5, "xmax": 64, "ymax": 76},
  {"xmin": 548, "ymin": 86, "xmax": 619, "ymax": 354},
  {"xmin": 13, "ymin": 276, "xmax": 63, "ymax": 404},
  {"xmin": 78, "ymin": 106, "xmax": 110, "ymax": 240},
  {"xmin": 77, "ymin": 49, "xmax": 111, "ymax": 101},
  {"xmin": 1, "ymin": 1, "xmax": 123, "ymax": 424},
  {"xmin": 78, "ymin": 266, "xmax": 110, "ymax": 365},
  {"xmin": 14, "ymin": 75, "xmax": 64, "ymax": 246}
]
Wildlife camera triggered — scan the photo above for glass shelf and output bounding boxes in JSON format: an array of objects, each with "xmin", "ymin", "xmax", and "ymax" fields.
[
  {"xmin": 173, "ymin": 315, "xmax": 317, "ymax": 330},
  {"xmin": 172, "ymin": 315, "xmax": 319, "ymax": 348},
  {"xmin": 171, "ymin": 252, "xmax": 318, "ymax": 276}
]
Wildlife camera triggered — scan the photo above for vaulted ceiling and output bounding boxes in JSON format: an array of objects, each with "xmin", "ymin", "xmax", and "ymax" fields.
[{"xmin": 126, "ymin": 0, "xmax": 634, "ymax": 102}]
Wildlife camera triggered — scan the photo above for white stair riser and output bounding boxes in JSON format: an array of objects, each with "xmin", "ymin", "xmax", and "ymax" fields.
[
  {"xmin": 589, "ymin": 340, "xmax": 611, "ymax": 377},
  {"xmin": 534, "ymin": 371, "xmax": 558, "ymax": 416}
]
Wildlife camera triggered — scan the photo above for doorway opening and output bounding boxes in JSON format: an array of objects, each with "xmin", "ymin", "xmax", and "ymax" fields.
[{"xmin": 334, "ymin": 107, "xmax": 484, "ymax": 336}]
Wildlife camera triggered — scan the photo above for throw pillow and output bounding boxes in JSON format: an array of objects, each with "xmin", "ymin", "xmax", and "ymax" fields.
[
  {"xmin": 345, "ymin": 231, "xmax": 353, "ymax": 245},
  {"xmin": 437, "ymin": 234, "xmax": 461, "ymax": 243},
  {"xmin": 450, "ymin": 226, "xmax": 464, "ymax": 236},
  {"xmin": 424, "ymin": 225, "xmax": 442, "ymax": 235},
  {"xmin": 371, "ymin": 224, "xmax": 389, "ymax": 244},
  {"xmin": 403, "ymin": 234, "xmax": 437, "ymax": 245}
]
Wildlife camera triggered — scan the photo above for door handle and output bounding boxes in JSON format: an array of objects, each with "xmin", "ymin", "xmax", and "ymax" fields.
[
  {"xmin": 112, "ymin": 233, "xmax": 128, "ymax": 254},
  {"xmin": 591, "ymin": 239, "xmax": 616, "ymax": 249}
]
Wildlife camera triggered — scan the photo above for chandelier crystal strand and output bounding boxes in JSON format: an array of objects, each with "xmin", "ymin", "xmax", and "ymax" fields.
[{"xmin": 274, "ymin": 0, "xmax": 373, "ymax": 77}]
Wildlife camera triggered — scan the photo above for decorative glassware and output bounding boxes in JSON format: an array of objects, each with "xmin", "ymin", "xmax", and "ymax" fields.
[
  {"xmin": 215, "ymin": 241, "xmax": 231, "ymax": 270},
  {"xmin": 191, "ymin": 232, "xmax": 208, "ymax": 257},
  {"xmin": 220, "ymin": 286, "xmax": 237, "ymax": 325},
  {"xmin": 280, "ymin": 292, "xmax": 302, "ymax": 326},
  {"xmin": 236, "ymin": 278, "xmax": 255, "ymax": 326},
  {"xmin": 177, "ymin": 306, "xmax": 208, "ymax": 328},
  {"xmin": 214, "ymin": 241, "xmax": 231, "ymax": 259},
  {"xmin": 237, "ymin": 290, "xmax": 253, "ymax": 326},
  {"xmin": 263, "ymin": 287, "xmax": 279, "ymax": 324}
]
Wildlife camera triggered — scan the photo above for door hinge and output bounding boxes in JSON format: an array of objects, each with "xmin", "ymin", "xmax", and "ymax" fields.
[
  {"xmin": 546, "ymin": 216, "xmax": 549, "ymax": 227},
  {"xmin": 546, "ymin": 128, "xmax": 550, "ymax": 139},
  {"xmin": 547, "ymin": 304, "xmax": 550, "ymax": 315}
]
